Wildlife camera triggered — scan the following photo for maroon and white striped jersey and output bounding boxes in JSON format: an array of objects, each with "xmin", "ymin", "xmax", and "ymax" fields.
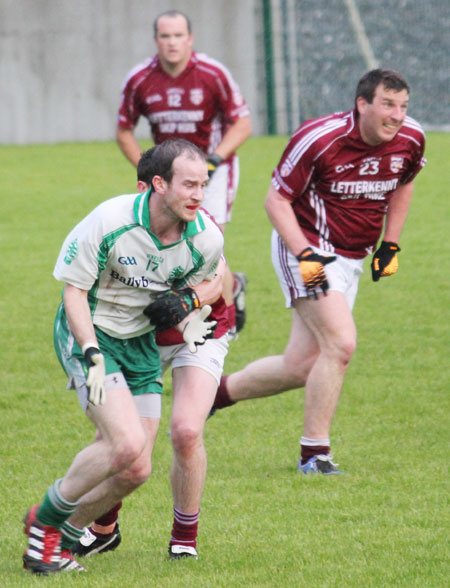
[
  {"xmin": 272, "ymin": 110, "xmax": 426, "ymax": 259},
  {"xmin": 118, "ymin": 51, "xmax": 250, "ymax": 160}
]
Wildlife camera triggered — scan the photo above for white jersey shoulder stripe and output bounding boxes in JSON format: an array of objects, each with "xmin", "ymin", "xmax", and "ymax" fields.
[
  {"xmin": 121, "ymin": 57, "xmax": 155, "ymax": 91},
  {"xmin": 288, "ymin": 117, "xmax": 349, "ymax": 167},
  {"xmin": 402, "ymin": 116, "xmax": 425, "ymax": 136}
]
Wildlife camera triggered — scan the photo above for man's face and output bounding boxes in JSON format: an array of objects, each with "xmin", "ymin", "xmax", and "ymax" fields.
[
  {"xmin": 162, "ymin": 154, "xmax": 208, "ymax": 223},
  {"xmin": 357, "ymin": 84, "xmax": 409, "ymax": 146},
  {"xmin": 154, "ymin": 15, "xmax": 193, "ymax": 69}
]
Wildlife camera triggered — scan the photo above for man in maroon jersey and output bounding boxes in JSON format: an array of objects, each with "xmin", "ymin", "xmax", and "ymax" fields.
[
  {"xmin": 211, "ymin": 69, "xmax": 426, "ymax": 474},
  {"xmin": 116, "ymin": 9, "xmax": 251, "ymax": 337}
]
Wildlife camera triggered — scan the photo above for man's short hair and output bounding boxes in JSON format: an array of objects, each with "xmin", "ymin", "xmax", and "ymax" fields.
[
  {"xmin": 153, "ymin": 10, "xmax": 192, "ymax": 36},
  {"xmin": 137, "ymin": 139, "xmax": 206, "ymax": 185},
  {"xmin": 355, "ymin": 69, "xmax": 410, "ymax": 107}
]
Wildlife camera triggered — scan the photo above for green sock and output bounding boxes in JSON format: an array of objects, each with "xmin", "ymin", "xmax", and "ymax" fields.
[
  {"xmin": 60, "ymin": 520, "xmax": 85, "ymax": 550},
  {"xmin": 36, "ymin": 479, "xmax": 79, "ymax": 528}
]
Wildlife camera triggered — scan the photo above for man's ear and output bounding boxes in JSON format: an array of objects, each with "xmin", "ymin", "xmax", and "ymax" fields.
[
  {"xmin": 137, "ymin": 180, "xmax": 149, "ymax": 193},
  {"xmin": 151, "ymin": 175, "xmax": 167, "ymax": 194},
  {"xmin": 356, "ymin": 96, "xmax": 368, "ymax": 116}
]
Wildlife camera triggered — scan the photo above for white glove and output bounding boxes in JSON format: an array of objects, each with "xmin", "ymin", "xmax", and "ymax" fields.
[
  {"xmin": 182, "ymin": 305, "xmax": 217, "ymax": 353},
  {"xmin": 84, "ymin": 347, "xmax": 106, "ymax": 406}
]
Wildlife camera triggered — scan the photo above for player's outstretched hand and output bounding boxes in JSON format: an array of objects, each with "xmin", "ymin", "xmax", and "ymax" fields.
[
  {"xmin": 183, "ymin": 305, "xmax": 217, "ymax": 353},
  {"xmin": 206, "ymin": 153, "xmax": 223, "ymax": 179},
  {"xmin": 296, "ymin": 247, "xmax": 336, "ymax": 299},
  {"xmin": 371, "ymin": 241, "xmax": 401, "ymax": 282},
  {"xmin": 84, "ymin": 347, "xmax": 106, "ymax": 406},
  {"xmin": 144, "ymin": 288, "xmax": 200, "ymax": 331}
]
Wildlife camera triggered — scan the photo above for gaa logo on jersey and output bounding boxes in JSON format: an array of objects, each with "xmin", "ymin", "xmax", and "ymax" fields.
[
  {"xmin": 390, "ymin": 156, "xmax": 404, "ymax": 174},
  {"xmin": 190, "ymin": 88, "xmax": 204, "ymax": 105}
]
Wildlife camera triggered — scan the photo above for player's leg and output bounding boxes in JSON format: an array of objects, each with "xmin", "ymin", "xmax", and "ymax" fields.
[
  {"xmin": 295, "ymin": 291, "xmax": 356, "ymax": 474},
  {"xmin": 23, "ymin": 385, "xmax": 146, "ymax": 574},
  {"xmin": 69, "ymin": 411, "xmax": 159, "ymax": 557},
  {"xmin": 215, "ymin": 308, "xmax": 318, "ymax": 408},
  {"xmin": 169, "ymin": 365, "xmax": 217, "ymax": 559}
]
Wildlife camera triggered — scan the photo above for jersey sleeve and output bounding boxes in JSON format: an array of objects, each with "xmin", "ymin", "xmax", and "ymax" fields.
[
  {"xmin": 271, "ymin": 128, "xmax": 317, "ymax": 201},
  {"xmin": 206, "ymin": 58, "xmax": 250, "ymax": 124},
  {"xmin": 117, "ymin": 67, "xmax": 148, "ymax": 129},
  {"xmin": 401, "ymin": 133, "xmax": 426, "ymax": 185},
  {"xmin": 53, "ymin": 208, "xmax": 106, "ymax": 290}
]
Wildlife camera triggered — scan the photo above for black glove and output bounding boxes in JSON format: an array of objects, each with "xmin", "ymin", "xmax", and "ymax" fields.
[
  {"xmin": 371, "ymin": 241, "xmax": 401, "ymax": 282},
  {"xmin": 144, "ymin": 287, "xmax": 200, "ymax": 331},
  {"xmin": 206, "ymin": 153, "xmax": 223, "ymax": 179},
  {"xmin": 296, "ymin": 247, "xmax": 336, "ymax": 300}
]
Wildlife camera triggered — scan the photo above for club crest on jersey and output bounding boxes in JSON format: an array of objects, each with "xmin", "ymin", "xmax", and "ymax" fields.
[
  {"xmin": 280, "ymin": 159, "xmax": 294, "ymax": 177},
  {"xmin": 390, "ymin": 156, "xmax": 404, "ymax": 173},
  {"xmin": 190, "ymin": 88, "xmax": 204, "ymax": 105}
]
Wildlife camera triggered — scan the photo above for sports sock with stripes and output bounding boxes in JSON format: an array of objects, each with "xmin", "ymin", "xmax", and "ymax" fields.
[
  {"xmin": 170, "ymin": 507, "xmax": 199, "ymax": 549},
  {"xmin": 60, "ymin": 520, "xmax": 85, "ymax": 550},
  {"xmin": 36, "ymin": 479, "xmax": 79, "ymax": 528}
]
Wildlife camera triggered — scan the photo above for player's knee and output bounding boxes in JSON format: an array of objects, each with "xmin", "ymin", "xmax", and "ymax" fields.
[
  {"xmin": 170, "ymin": 422, "xmax": 202, "ymax": 458},
  {"xmin": 116, "ymin": 455, "xmax": 152, "ymax": 489},
  {"xmin": 331, "ymin": 333, "xmax": 356, "ymax": 367},
  {"xmin": 110, "ymin": 429, "xmax": 147, "ymax": 473}
]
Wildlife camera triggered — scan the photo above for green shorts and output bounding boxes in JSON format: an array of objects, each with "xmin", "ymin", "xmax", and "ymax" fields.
[{"xmin": 54, "ymin": 303, "xmax": 163, "ymax": 396}]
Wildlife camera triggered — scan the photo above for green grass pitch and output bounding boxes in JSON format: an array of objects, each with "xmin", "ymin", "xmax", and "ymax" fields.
[{"xmin": 0, "ymin": 134, "xmax": 449, "ymax": 587}]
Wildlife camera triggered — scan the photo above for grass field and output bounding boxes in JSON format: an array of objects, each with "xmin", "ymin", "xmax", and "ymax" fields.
[{"xmin": 1, "ymin": 134, "xmax": 449, "ymax": 587}]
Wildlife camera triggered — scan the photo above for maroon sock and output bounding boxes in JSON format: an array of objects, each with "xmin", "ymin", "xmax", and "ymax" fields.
[
  {"xmin": 300, "ymin": 445, "xmax": 330, "ymax": 465},
  {"xmin": 94, "ymin": 501, "xmax": 122, "ymax": 527},
  {"xmin": 212, "ymin": 375, "xmax": 235, "ymax": 409},
  {"xmin": 170, "ymin": 507, "xmax": 199, "ymax": 549}
]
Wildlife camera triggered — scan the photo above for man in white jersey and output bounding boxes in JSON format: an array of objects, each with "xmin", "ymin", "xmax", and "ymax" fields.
[
  {"xmin": 117, "ymin": 9, "xmax": 252, "ymax": 336},
  {"xmin": 22, "ymin": 139, "xmax": 223, "ymax": 575},
  {"xmin": 210, "ymin": 69, "xmax": 426, "ymax": 474},
  {"xmin": 71, "ymin": 155, "xmax": 231, "ymax": 561}
]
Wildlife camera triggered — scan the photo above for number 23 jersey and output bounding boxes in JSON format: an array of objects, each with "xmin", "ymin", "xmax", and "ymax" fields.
[{"xmin": 272, "ymin": 109, "xmax": 426, "ymax": 259}]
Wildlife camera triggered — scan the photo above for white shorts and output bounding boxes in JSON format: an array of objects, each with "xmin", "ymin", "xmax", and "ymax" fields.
[
  {"xmin": 76, "ymin": 372, "xmax": 162, "ymax": 418},
  {"xmin": 271, "ymin": 230, "xmax": 364, "ymax": 310},
  {"xmin": 158, "ymin": 334, "xmax": 229, "ymax": 385},
  {"xmin": 203, "ymin": 157, "xmax": 240, "ymax": 225}
]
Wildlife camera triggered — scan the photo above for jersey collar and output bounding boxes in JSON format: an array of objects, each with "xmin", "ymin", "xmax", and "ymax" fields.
[{"xmin": 133, "ymin": 189, "xmax": 206, "ymax": 237}]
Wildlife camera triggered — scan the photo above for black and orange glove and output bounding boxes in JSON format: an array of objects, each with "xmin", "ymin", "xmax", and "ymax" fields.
[
  {"xmin": 206, "ymin": 153, "xmax": 223, "ymax": 179},
  {"xmin": 371, "ymin": 241, "xmax": 401, "ymax": 282},
  {"xmin": 144, "ymin": 287, "xmax": 200, "ymax": 331},
  {"xmin": 296, "ymin": 247, "xmax": 336, "ymax": 299}
]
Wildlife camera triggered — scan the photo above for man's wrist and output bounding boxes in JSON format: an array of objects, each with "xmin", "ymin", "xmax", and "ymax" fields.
[
  {"xmin": 82, "ymin": 342, "xmax": 99, "ymax": 354},
  {"xmin": 207, "ymin": 152, "xmax": 223, "ymax": 166}
]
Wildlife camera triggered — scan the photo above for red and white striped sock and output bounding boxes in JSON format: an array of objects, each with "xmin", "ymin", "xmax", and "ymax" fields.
[{"xmin": 170, "ymin": 507, "xmax": 199, "ymax": 549}]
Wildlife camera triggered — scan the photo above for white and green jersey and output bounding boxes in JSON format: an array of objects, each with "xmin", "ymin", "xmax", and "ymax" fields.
[{"xmin": 53, "ymin": 190, "xmax": 224, "ymax": 339}]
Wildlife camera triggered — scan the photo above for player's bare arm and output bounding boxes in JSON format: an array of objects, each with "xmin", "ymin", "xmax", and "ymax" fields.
[
  {"xmin": 192, "ymin": 257, "xmax": 226, "ymax": 305},
  {"xmin": 63, "ymin": 283, "xmax": 98, "ymax": 350},
  {"xmin": 265, "ymin": 185, "xmax": 310, "ymax": 256},
  {"xmin": 214, "ymin": 116, "xmax": 252, "ymax": 160},
  {"xmin": 383, "ymin": 180, "xmax": 415, "ymax": 243},
  {"xmin": 116, "ymin": 127, "xmax": 142, "ymax": 168}
]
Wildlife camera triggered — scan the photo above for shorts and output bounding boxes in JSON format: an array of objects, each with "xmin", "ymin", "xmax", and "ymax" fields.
[
  {"xmin": 54, "ymin": 304, "xmax": 163, "ymax": 414},
  {"xmin": 203, "ymin": 157, "xmax": 239, "ymax": 225},
  {"xmin": 158, "ymin": 334, "xmax": 229, "ymax": 385},
  {"xmin": 271, "ymin": 230, "xmax": 364, "ymax": 310}
]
